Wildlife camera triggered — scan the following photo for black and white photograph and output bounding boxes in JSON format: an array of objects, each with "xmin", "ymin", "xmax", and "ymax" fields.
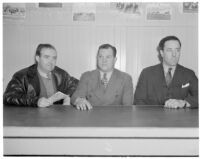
[
  {"xmin": 146, "ymin": 3, "xmax": 171, "ymax": 20},
  {"xmin": 2, "ymin": 1, "xmax": 199, "ymax": 158},
  {"xmin": 183, "ymin": 2, "xmax": 198, "ymax": 13}
]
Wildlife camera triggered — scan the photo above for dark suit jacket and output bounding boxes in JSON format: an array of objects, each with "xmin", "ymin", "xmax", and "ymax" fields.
[
  {"xmin": 134, "ymin": 64, "xmax": 198, "ymax": 107},
  {"xmin": 71, "ymin": 69, "xmax": 133, "ymax": 106}
]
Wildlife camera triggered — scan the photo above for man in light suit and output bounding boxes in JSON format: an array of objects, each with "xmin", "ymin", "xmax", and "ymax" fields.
[
  {"xmin": 71, "ymin": 44, "xmax": 133, "ymax": 110},
  {"xmin": 134, "ymin": 36, "xmax": 198, "ymax": 108}
]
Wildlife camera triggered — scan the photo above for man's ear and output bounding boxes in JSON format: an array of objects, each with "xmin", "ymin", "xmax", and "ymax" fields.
[
  {"xmin": 114, "ymin": 57, "xmax": 117, "ymax": 63},
  {"xmin": 35, "ymin": 55, "xmax": 39, "ymax": 63},
  {"xmin": 160, "ymin": 50, "xmax": 164, "ymax": 58}
]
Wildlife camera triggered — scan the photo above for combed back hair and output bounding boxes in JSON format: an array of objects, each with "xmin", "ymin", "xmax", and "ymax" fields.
[
  {"xmin": 158, "ymin": 36, "xmax": 181, "ymax": 51},
  {"xmin": 35, "ymin": 44, "xmax": 56, "ymax": 57},
  {"xmin": 97, "ymin": 44, "xmax": 117, "ymax": 57}
]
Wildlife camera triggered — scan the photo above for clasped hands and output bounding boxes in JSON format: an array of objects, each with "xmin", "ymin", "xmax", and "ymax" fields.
[
  {"xmin": 164, "ymin": 99, "xmax": 190, "ymax": 109},
  {"xmin": 37, "ymin": 91, "xmax": 70, "ymax": 107}
]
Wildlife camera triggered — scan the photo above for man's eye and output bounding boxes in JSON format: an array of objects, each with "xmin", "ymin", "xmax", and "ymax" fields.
[{"xmin": 166, "ymin": 49, "xmax": 172, "ymax": 52}]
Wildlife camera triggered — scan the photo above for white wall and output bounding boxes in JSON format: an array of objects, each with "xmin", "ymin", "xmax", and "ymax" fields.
[{"xmin": 3, "ymin": 3, "xmax": 198, "ymax": 91}]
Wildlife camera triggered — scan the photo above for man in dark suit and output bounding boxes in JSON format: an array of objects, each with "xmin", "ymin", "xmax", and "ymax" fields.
[
  {"xmin": 71, "ymin": 44, "xmax": 133, "ymax": 110},
  {"xmin": 134, "ymin": 36, "xmax": 198, "ymax": 108},
  {"xmin": 4, "ymin": 44, "xmax": 78, "ymax": 107}
]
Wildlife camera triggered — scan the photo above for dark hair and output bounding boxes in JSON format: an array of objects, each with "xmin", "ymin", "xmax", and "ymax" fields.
[
  {"xmin": 35, "ymin": 44, "xmax": 56, "ymax": 63},
  {"xmin": 35, "ymin": 44, "xmax": 56, "ymax": 57},
  {"xmin": 158, "ymin": 36, "xmax": 181, "ymax": 51},
  {"xmin": 97, "ymin": 44, "xmax": 117, "ymax": 57}
]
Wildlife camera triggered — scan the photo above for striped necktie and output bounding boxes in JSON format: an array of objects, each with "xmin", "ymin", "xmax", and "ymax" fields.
[
  {"xmin": 165, "ymin": 68, "xmax": 172, "ymax": 86},
  {"xmin": 47, "ymin": 72, "xmax": 52, "ymax": 80},
  {"xmin": 101, "ymin": 73, "xmax": 108, "ymax": 88}
]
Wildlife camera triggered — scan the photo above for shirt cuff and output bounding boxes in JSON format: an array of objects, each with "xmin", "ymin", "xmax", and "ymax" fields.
[{"xmin": 184, "ymin": 100, "xmax": 191, "ymax": 108}]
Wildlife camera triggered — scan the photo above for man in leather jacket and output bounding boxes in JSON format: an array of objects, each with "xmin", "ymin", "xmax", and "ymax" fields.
[{"xmin": 4, "ymin": 44, "xmax": 78, "ymax": 107}]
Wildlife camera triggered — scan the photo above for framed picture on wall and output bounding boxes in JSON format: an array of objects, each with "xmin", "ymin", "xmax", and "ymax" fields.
[
  {"xmin": 3, "ymin": 3, "xmax": 26, "ymax": 18},
  {"xmin": 146, "ymin": 3, "xmax": 171, "ymax": 20},
  {"xmin": 182, "ymin": 2, "xmax": 198, "ymax": 13},
  {"xmin": 72, "ymin": 3, "xmax": 96, "ymax": 21},
  {"xmin": 110, "ymin": 2, "xmax": 142, "ymax": 16}
]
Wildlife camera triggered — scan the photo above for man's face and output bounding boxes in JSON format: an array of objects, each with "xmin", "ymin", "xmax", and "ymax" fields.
[
  {"xmin": 160, "ymin": 40, "xmax": 181, "ymax": 67},
  {"xmin": 97, "ymin": 48, "xmax": 117, "ymax": 72},
  {"xmin": 36, "ymin": 48, "xmax": 57, "ymax": 73}
]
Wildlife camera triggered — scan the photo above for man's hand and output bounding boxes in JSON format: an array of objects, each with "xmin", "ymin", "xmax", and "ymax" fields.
[
  {"xmin": 164, "ymin": 99, "xmax": 189, "ymax": 109},
  {"xmin": 74, "ymin": 97, "xmax": 93, "ymax": 110},
  {"xmin": 37, "ymin": 97, "xmax": 53, "ymax": 107},
  {"xmin": 63, "ymin": 95, "xmax": 70, "ymax": 105}
]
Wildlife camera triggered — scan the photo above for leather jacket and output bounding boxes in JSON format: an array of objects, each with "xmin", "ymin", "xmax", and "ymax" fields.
[{"xmin": 4, "ymin": 64, "xmax": 79, "ymax": 107}]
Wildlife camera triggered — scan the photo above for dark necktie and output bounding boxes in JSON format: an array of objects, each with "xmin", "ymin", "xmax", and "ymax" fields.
[
  {"xmin": 165, "ymin": 68, "xmax": 172, "ymax": 86},
  {"xmin": 102, "ymin": 73, "xmax": 108, "ymax": 88}
]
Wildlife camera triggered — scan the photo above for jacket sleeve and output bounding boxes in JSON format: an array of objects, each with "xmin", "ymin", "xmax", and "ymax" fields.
[
  {"xmin": 60, "ymin": 71, "xmax": 79, "ymax": 97},
  {"xmin": 3, "ymin": 74, "xmax": 39, "ymax": 107},
  {"xmin": 134, "ymin": 70, "xmax": 148, "ymax": 105},
  {"xmin": 184, "ymin": 71, "xmax": 198, "ymax": 108},
  {"xmin": 71, "ymin": 72, "xmax": 88, "ymax": 105},
  {"xmin": 122, "ymin": 75, "xmax": 134, "ymax": 105}
]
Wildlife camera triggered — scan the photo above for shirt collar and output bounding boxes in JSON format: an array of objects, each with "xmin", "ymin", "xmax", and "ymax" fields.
[
  {"xmin": 99, "ymin": 70, "xmax": 113, "ymax": 81},
  {"xmin": 162, "ymin": 63, "xmax": 176, "ymax": 77},
  {"xmin": 37, "ymin": 67, "xmax": 51, "ymax": 79}
]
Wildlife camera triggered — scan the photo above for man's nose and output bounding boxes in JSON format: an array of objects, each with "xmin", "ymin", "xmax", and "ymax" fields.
[
  {"xmin": 102, "ymin": 57, "xmax": 107, "ymax": 62},
  {"xmin": 172, "ymin": 50, "xmax": 177, "ymax": 57},
  {"xmin": 49, "ymin": 58, "xmax": 55, "ymax": 64}
]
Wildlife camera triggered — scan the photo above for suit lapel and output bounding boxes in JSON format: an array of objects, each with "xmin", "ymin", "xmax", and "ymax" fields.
[
  {"xmin": 105, "ymin": 69, "xmax": 119, "ymax": 96},
  {"xmin": 152, "ymin": 64, "xmax": 168, "ymax": 104},
  {"xmin": 157, "ymin": 64, "xmax": 167, "ymax": 87},
  {"xmin": 91, "ymin": 70, "xmax": 106, "ymax": 100},
  {"xmin": 170, "ymin": 64, "xmax": 182, "ymax": 88}
]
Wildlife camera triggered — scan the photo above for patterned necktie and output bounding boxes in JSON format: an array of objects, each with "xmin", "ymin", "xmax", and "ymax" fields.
[
  {"xmin": 165, "ymin": 68, "xmax": 172, "ymax": 86},
  {"xmin": 102, "ymin": 73, "xmax": 108, "ymax": 88},
  {"xmin": 47, "ymin": 72, "xmax": 52, "ymax": 80}
]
